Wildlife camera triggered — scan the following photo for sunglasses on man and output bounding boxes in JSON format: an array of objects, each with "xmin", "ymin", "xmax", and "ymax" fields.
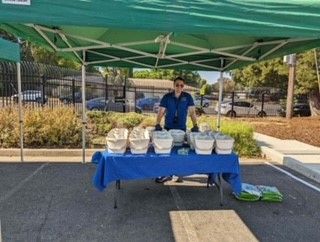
[{"xmin": 175, "ymin": 83, "xmax": 184, "ymax": 88}]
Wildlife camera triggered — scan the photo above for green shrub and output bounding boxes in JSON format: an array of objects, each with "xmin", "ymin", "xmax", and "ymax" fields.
[
  {"xmin": 139, "ymin": 115, "xmax": 157, "ymax": 128},
  {"xmin": 23, "ymin": 107, "xmax": 82, "ymax": 147},
  {"xmin": 0, "ymin": 107, "xmax": 20, "ymax": 147},
  {"xmin": 0, "ymin": 108, "xmax": 260, "ymax": 157},
  {"xmin": 121, "ymin": 112, "xmax": 144, "ymax": 129},
  {"xmin": 221, "ymin": 121, "xmax": 261, "ymax": 157},
  {"xmin": 189, "ymin": 115, "xmax": 261, "ymax": 157}
]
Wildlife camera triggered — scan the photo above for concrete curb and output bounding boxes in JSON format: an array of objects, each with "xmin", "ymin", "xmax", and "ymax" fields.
[
  {"xmin": 0, "ymin": 148, "xmax": 102, "ymax": 157},
  {"xmin": 0, "ymin": 148, "xmax": 103, "ymax": 163},
  {"xmin": 256, "ymin": 134, "xmax": 320, "ymax": 184}
]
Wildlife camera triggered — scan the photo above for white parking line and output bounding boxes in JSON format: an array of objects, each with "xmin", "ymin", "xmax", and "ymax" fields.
[
  {"xmin": 0, "ymin": 163, "xmax": 48, "ymax": 204},
  {"xmin": 169, "ymin": 186, "xmax": 199, "ymax": 242},
  {"xmin": 265, "ymin": 161, "xmax": 320, "ymax": 193},
  {"xmin": 0, "ymin": 219, "xmax": 2, "ymax": 242}
]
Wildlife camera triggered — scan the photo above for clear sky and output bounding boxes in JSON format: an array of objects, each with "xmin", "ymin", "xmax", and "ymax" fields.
[{"xmin": 198, "ymin": 71, "xmax": 231, "ymax": 84}]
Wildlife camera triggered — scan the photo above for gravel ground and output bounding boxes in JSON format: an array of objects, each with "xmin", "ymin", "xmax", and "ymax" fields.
[{"xmin": 240, "ymin": 116, "xmax": 320, "ymax": 147}]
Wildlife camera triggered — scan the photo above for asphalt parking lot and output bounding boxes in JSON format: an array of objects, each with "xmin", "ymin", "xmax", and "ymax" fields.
[{"xmin": 0, "ymin": 161, "xmax": 320, "ymax": 242}]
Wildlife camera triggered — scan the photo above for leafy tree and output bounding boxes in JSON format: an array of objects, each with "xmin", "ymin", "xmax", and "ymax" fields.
[
  {"xmin": 232, "ymin": 58, "xmax": 288, "ymax": 91},
  {"xmin": 200, "ymin": 83, "xmax": 212, "ymax": 95},
  {"xmin": 296, "ymin": 50, "xmax": 319, "ymax": 95},
  {"xmin": 232, "ymin": 50, "xmax": 320, "ymax": 95},
  {"xmin": 212, "ymin": 77, "xmax": 235, "ymax": 92},
  {"xmin": 133, "ymin": 69, "xmax": 203, "ymax": 87}
]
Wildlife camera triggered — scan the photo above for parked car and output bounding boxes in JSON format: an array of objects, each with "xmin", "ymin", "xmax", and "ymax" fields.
[
  {"xmin": 215, "ymin": 101, "xmax": 266, "ymax": 117},
  {"xmin": 137, "ymin": 97, "xmax": 160, "ymax": 110},
  {"xmin": 106, "ymin": 99, "xmax": 142, "ymax": 113},
  {"xmin": 194, "ymin": 97, "xmax": 210, "ymax": 107},
  {"xmin": 86, "ymin": 97, "xmax": 107, "ymax": 111},
  {"xmin": 59, "ymin": 92, "xmax": 82, "ymax": 104},
  {"xmin": 12, "ymin": 90, "xmax": 47, "ymax": 103},
  {"xmin": 86, "ymin": 97, "xmax": 142, "ymax": 113},
  {"xmin": 278, "ymin": 103, "xmax": 311, "ymax": 117}
]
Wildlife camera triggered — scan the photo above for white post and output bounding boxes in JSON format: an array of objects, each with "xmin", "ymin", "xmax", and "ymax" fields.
[
  {"xmin": 81, "ymin": 53, "xmax": 86, "ymax": 164},
  {"xmin": 17, "ymin": 62, "xmax": 24, "ymax": 162},
  {"xmin": 216, "ymin": 59, "xmax": 224, "ymax": 131}
]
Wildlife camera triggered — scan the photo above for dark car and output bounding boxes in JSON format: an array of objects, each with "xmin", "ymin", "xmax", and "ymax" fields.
[
  {"xmin": 278, "ymin": 103, "xmax": 311, "ymax": 117},
  {"xmin": 59, "ymin": 92, "xmax": 82, "ymax": 104},
  {"xmin": 86, "ymin": 97, "xmax": 107, "ymax": 111},
  {"xmin": 86, "ymin": 97, "xmax": 142, "ymax": 113},
  {"xmin": 137, "ymin": 97, "xmax": 160, "ymax": 110}
]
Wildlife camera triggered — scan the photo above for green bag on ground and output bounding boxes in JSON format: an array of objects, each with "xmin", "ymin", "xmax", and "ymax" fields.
[
  {"xmin": 234, "ymin": 183, "xmax": 262, "ymax": 202},
  {"xmin": 257, "ymin": 185, "xmax": 283, "ymax": 202}
]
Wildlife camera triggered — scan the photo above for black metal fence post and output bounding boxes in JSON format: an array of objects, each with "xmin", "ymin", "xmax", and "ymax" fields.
[
  {"xmin": 105, "ymin": 81, "xmax": 108, "ymax": 111},
  {"xmin": 72, "ymin": 78, "xmax": 75, "ymax": 108},
  {"xmin": 41, "ymin": 75, "xmax": 46, "ymax": 107},
  {"xmin": 231, "ymin": 91, "xmax": 235, "ymax": 117},
  {"xmin": 261, "ymin": 93, "xmax": 265, "ymax": 112},
  {"xmin": 123, "ymin": 77, "xmax": 126, "ymax": 113}
]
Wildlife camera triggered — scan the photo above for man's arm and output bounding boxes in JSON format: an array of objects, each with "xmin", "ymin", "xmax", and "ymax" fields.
[
  {"xmin": 188, "ymin": 106, "xmax": 198, "ymax": 127},
  {"xmin": 156, "ymin": 107, "xmax": 166, "ymax": 125}
]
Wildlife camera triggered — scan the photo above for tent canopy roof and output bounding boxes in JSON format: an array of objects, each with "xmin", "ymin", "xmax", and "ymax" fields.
[
  {"xmin": 0, "ymin": 37, "xmax": 20, "ymax": 62},
  {"xmin": 1, "ymin": 0, "xmax": 320, "ymax": 70}
]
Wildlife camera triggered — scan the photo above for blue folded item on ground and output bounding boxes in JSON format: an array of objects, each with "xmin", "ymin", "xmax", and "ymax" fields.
[{"xmin": 234, "ymin": 183, "xmax": 283, "ymax": 202}]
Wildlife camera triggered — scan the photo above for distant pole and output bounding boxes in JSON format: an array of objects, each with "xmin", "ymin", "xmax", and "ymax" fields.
[{"xmin": 285, "ymin": 54, "xmax": 296, "ymax": 119}]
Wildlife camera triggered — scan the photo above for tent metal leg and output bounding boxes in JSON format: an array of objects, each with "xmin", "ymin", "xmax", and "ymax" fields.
[
  {"xmin": 81, "ymin": 63, "xmax": 86, "ymax": 164},
  {"xmin": 17, "ymin": 62, "xmax": 24, "ymax": 162},
  {"xmin": 216, "ymin": 71, "xmax": 224, "ymax": 131}
]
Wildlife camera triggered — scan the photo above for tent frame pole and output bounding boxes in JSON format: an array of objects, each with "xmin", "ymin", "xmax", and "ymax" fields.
[
  {"xmin": 216, "ymin": 59, "xmax": 224, "ymax": 131},
  {"xmin": 17, "ymin": 62, "xmax": 24, "ymax": 162},
  {"xmin": 27, "ymin": 23, "xmax": 317, "ymax": 71},
  {"xmin": 82, "ymin": 51, "xmax": 86, "ymax": 164}
]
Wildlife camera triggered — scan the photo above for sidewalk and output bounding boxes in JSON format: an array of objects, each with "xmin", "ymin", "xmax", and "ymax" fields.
[{"xmin": 254, "ymin": 132, "xmax": 320, "ymax": 183}]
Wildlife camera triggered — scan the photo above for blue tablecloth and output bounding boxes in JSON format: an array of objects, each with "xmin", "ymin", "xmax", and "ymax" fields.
[{"xmin": 92, "ymin": 147, "xmax": 242, "ymax": 195}]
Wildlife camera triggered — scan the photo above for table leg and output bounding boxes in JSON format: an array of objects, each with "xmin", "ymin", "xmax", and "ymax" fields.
[
  {"xmin": 114, "ymin": 180, "xmax": 121, "ymax": 209},
  {"xmin": 218, "ymin": 173, "xmax": 224, "ymax": 206},
  {"xmin": 207, "ymin": 173, "xmax": 224, "ymax": 206}
]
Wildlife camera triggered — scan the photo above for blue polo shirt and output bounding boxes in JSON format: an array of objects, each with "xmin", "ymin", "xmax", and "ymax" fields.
[{"xmin": 160, "ymin": 91, "xmax": 195, "ymax": 131}]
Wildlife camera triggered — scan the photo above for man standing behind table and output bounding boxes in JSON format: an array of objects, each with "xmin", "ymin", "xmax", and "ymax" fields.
[{"xmin": 154, "ymin": 76, "xmax": 199, "ymax": 183}]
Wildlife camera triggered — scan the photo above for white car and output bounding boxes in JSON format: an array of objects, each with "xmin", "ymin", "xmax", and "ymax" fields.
[
  {"xmin": 194, "ymin": 97, "xmax": 210, "ymax": 107},
  {"xmin": 12, "ymin": 90, "xmax": 47, "ymax": 103},
  {"xmin": 215, "ymin": 101, "xmax": 266, "ymax": 117}
]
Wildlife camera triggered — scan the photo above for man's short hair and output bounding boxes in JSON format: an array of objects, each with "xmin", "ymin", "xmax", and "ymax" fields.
[{"xmin": 173, "ymin": 77, "xmax": 185, "ymax": 83}]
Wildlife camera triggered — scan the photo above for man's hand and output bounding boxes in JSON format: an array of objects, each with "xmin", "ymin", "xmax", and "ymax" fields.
[
  {"xmin": 155, "ymin": 124, "xmax": 163, "ymax": 131},
  {"xmin": 191, "ymin": 125, "xmax": 199, "ymax": 132}
]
